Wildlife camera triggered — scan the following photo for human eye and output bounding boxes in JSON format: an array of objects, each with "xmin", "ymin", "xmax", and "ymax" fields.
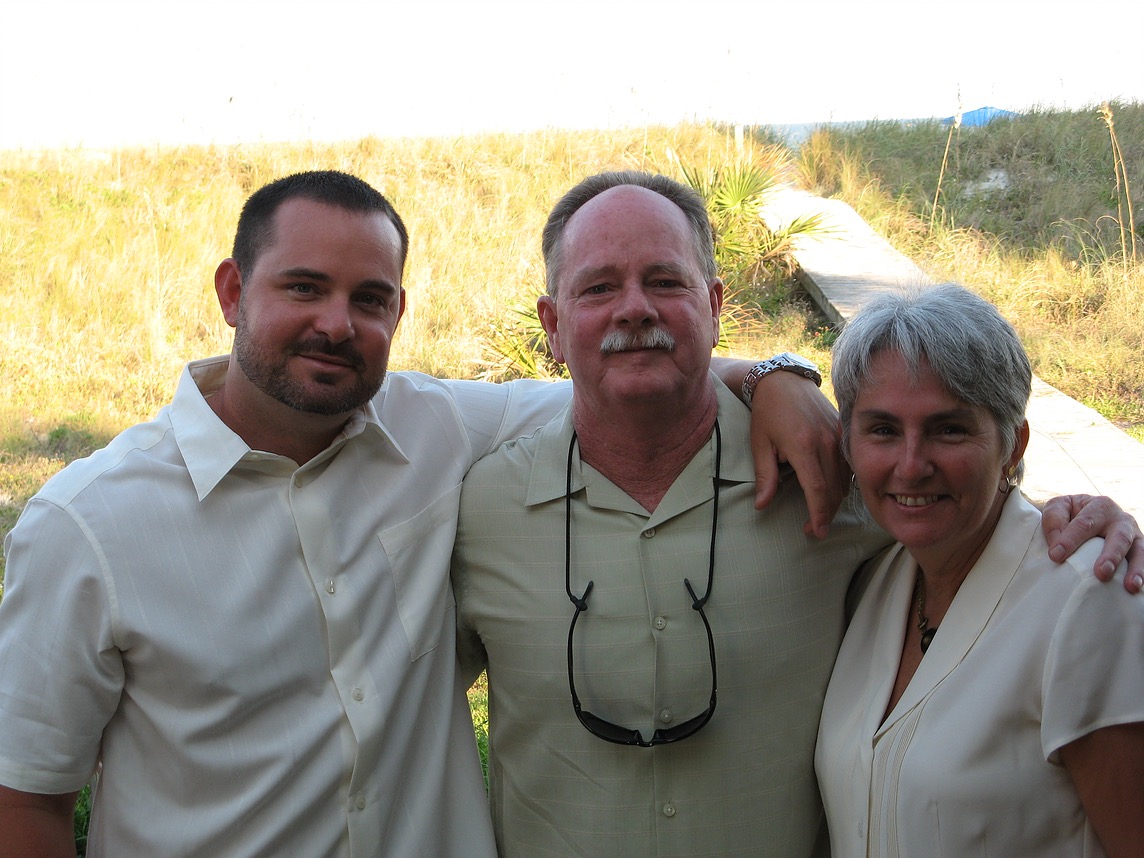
[
  {"xmin": 857, "ymin": 419, "xmax": 896, "ymax": 439},
  {"xmin": 935, "ymin": 423, "xmax": 969, "ymax": 439},
  {"xmin": 289, "ymin": 281, "xmax": 319, "ymax": 296},
  {"xmin": 869, "ymin": 414, "xmax": 906, "ymax": 438},
  {"xmin": 358, "ymin": 291, "xmax": 398, "ymax": 315}
]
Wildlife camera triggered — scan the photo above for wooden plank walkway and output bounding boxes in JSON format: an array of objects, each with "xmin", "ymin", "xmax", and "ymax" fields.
[{"xmin": 762, "ymin": 188, "xmax": 1144, "ymax": 520}]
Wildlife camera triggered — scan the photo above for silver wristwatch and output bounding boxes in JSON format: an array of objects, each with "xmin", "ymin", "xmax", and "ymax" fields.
[{"xmin": 742, "ymin": 352, "xmax": 822, "ymax": 403}]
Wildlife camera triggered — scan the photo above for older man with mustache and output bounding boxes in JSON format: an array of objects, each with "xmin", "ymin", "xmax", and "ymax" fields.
[{"xmin": 451, "ymin": 171, "xmax": 893, "ymax": 857}]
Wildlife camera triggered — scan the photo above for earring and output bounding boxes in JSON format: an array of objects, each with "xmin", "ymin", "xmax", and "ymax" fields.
[{"xmin": 998, "ymin": 464, "xmax": 1017, "ymax": 494}]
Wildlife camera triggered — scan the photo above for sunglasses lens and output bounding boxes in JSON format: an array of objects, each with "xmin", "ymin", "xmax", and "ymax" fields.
[{"xmin": 568, "ymin": 582, "xmax": 717, "ymax": 748}]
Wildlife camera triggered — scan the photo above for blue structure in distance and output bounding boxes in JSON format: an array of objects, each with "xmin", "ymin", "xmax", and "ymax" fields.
[{"xmin": 943, "ymin": 106, "xmax": 1020, "ymax": 127}]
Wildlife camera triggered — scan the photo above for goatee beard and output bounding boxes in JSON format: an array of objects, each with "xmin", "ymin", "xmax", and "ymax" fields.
[{"xmin": 234, "ymin": 330, "xmax": 384, "ymax": 416}]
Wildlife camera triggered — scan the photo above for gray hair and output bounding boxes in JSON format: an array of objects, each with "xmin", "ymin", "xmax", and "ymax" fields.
[
  {"xmin": 831, "ymin": 283, "xmax": 1032, "ymax": 480},
  {"xmin": 541, "ymin": 171, "xmax": 717, "ymax": 296}
]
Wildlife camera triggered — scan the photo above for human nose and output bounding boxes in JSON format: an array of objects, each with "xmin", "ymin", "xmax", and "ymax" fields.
[
  {"xmin": 313, "ymin": 297, "xmax": 355, "ymax": 342},
  {"xmin": 896, "ymin": 435, "xmax": 934, "ymax": 482},
  {"xmin": 613, "ymin": 283, "xmax": 657, "ymax": 326}
]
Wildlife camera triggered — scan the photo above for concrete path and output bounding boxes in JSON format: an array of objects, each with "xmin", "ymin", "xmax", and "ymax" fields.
[{"xmin": 762, "ymin": 188, "xmax": 1144, "ymax": 520}]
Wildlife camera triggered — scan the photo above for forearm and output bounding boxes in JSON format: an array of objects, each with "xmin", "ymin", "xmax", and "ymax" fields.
[
  {"xmin": 1059, "ymin": 722, "xmax": 1144, "ymax": 858},
  {"xmin": 709, "ymin": 356, "xmax": 757, "ymax": 403},
  {"xmin": 710, "ymin": 353, "xmax": 824, "ymax": 406},
  {"xmin": 710, "ymin": 354, "xmax": 845, "ymax": 535},
  {"xmin": 0, "ymin": 786, "xmax": 78, "ymax": 858}
]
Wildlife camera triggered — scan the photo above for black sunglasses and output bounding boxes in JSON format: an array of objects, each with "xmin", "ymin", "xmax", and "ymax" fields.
[{"xmin": 563, "ymin": 422, "xmax": 721, "ymax": 747}]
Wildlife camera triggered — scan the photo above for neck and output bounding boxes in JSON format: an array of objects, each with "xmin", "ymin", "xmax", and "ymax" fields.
[
  {"xmin": 912, "ymin": 520, "xmax": 1000, "ymax": 626},
  {"xmin": 571, "ymin": 383, "xmax": 718, "ymax": 512}
]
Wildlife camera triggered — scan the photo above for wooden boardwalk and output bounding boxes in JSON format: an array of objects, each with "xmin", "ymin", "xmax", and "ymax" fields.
[{"xmin": 762, "ymin": 188, "xmax": 1144, "ymax": 520}]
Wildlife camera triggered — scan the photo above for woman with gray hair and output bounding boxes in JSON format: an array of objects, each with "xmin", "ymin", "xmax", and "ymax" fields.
[{"xmin": 814, "ymin": 284, "xmax": 1144, "ymax": 856}]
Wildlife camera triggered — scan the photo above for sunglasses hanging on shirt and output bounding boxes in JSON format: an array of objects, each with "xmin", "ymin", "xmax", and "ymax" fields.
[{"xmin": 563, "ymin": 421, "xmax": 721, "ymax": 747}]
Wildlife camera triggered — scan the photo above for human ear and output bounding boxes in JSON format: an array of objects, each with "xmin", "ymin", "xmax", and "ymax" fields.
[
  {"xmin": 709, "ymin": 279, "xmax": 724, "ymax": 346},
  {"xmin": 214, "ymin": 258, "xmax": 243, "ymax": 328},
  {"xmin": 394, "ymin": 287, "xmax": 407, "ymax": 328},
  {"xmin": 537, "ymin": 295, "xmax": 566, "ymax": 364},
  {"xmin": 1009, "ymin": 419, "xmax": 1031, "ymax": 470}
]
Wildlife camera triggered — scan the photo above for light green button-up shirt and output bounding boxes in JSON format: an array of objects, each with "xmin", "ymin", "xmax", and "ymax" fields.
[{"xmin": 454, "ymin": 377, "xmax": 889, "ymax": 858}]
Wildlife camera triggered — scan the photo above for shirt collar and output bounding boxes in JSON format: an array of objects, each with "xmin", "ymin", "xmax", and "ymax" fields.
[
  {"xmin": 170, "ymin": 355, "xmax": 402, "ymax": 500},
  {"xmin": 524, "ymin": 373, "xmax": 758, "ymax": 507}
]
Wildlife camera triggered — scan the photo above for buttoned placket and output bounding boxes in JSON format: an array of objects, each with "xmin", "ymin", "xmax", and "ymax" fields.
[
  {"xmin": 286, "ymin": 432, "xmax": 382, "ymax": 849},
  {"xmin": 636, "ymin": 461, "xmax": 717, "ymax": 835}
]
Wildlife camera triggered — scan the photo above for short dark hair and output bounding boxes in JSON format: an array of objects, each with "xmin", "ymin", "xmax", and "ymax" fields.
[
  {"xmin": 541, "ymin": 171, "xmax": 717, "ymax": 296},
  {"xmin": 231, "ymin": 170, "xmax": 409, "ymax": 279}
]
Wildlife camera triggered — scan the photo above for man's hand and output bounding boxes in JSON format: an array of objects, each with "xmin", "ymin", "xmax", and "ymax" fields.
[
  {"xmin": 710, "ymin": 356, "xmax": 848, "ymax": 537},
  {"xmin": 1042, "ymin": 494, "xmax": 1144, "ymax": 593},
  {"xmin": 748, "ymin": 371, "xmax": 848, "ymax": 538}
]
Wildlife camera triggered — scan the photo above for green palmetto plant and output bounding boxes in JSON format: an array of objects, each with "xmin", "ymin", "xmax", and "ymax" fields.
[
  {"xmin": 480, "ymin": 152, "xmax": 828, "ymax": 380},
  {"xmin": 679, "ymin": 154, "xmax": 823, "ymax": 283},
  {"xmin": 480, "ymin": 299, "xmax": 568, "ymax": 381},
  {"xmin": 677, "ymin": 153, "xmax": 829, "ymax": 347}
]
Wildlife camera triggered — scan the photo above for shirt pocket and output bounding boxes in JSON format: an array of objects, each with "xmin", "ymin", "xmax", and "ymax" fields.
[{"xmin": 378, "ymin": 484, "xmax": 461, "ymax": 661}]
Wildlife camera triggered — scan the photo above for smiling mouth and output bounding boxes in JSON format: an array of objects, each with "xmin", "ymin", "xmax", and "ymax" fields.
[
  {"xmin": 291, "ymin": 339, "xmax": 364, "ymax": 371},
  {"xmin": 893, "ymin": 494, "xmax": 941, "ymax": 507},
  {"xmin": 298, "ymin": 352, "xmax": 354, "ymax": 368}
]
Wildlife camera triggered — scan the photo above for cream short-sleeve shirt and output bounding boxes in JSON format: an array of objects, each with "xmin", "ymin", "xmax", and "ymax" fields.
[{"xmin": 816, "ymin": 492, "xmax": 1144, "ymax": 857}]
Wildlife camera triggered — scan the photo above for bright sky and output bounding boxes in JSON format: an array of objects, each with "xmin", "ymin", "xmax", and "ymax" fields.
[{"xmin": 3, "ymin": 0, "xmax": 1141, "ymax": 150}]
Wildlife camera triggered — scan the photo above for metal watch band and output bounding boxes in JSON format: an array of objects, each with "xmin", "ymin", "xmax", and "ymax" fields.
[{"xmin": 741, "ymin": 353, "xmax": 822, "ymax": 403}]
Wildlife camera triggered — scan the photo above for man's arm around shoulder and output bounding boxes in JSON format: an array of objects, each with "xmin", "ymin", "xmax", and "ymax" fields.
[{"xmin": 436, "ymin": 376, "xmax": 572, "ymax": 462}]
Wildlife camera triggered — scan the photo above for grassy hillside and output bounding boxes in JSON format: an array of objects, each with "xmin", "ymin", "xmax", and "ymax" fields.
[
  {"xmin": 0, "ymin": 126, "xmax": 828, "ymax": 582},
  {"xmin": 2, "ymin": 106, "xmax": 1141, "ymax": 584}
]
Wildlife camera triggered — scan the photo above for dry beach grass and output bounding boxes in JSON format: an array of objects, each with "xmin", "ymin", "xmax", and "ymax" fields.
[{"xmin": 3, "ymin": 107, "xmax": 1141, "ymax": 583}]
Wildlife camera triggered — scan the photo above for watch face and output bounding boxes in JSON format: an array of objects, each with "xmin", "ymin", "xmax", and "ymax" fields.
[{"xmin": 778, "ymin": 352, "xmax": 818, "ymax": 372}]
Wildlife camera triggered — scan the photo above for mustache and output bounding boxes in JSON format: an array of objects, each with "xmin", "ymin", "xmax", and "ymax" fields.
[
  {"xmin": 290, "ymin": 337, "xmax": 365, "ymax": 368},
  {"xmin": 599, "ymin": 328, "xmax": 676, "ymax": 354}
]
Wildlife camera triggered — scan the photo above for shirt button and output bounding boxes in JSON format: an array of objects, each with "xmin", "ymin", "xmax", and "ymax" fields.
[
  {"xmin": 662, "ymin": 802, "xmax": 676, "ymax": 817},
  {"xmin": 352, "ymin": 687, "xmax": 365, "ymax": 702},
  {"xmin": 355, "ymin": 795, "xmax": 366, "ymax": 810},
  {"xmin": 641, "ymin": 527, "xmax": 656, "ymax": 538},
  {"xmin": 660, "ymin": 709, "xmax": 673, "ymax": 724},
  {"xmin": 325, "ymin": 579, "xmax": 336, "ymax": 594},
  {"xmin": 654, "ymin": 616, "xmax": 667, "ymax": 630}
]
